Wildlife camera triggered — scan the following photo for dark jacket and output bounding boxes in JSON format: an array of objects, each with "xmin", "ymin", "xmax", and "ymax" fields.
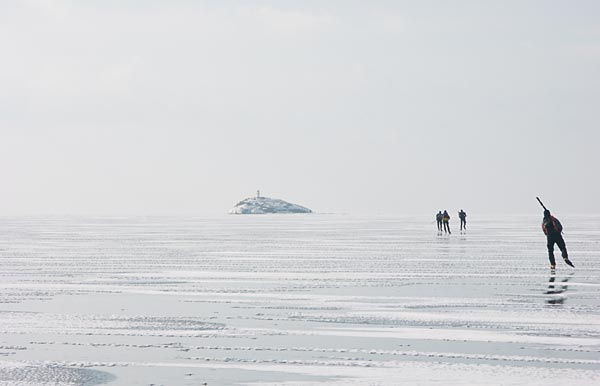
[{"xmin": 542, "ymin": 216, "xmax": 563, "ymax": 236}]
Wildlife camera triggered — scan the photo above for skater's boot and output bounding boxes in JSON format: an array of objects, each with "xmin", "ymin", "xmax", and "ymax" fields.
[
  {"xmin": 562, "ymin": 252, "xmax": 574, "ymax": 268},
  {"xmin": 550, "ymin": 264, "xmax": 556, "ymax": 270}
]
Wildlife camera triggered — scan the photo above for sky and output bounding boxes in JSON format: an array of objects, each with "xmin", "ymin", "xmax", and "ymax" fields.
[{"xmin": 1, "ymin": 0, "xmax": 599, "ymax": 215}]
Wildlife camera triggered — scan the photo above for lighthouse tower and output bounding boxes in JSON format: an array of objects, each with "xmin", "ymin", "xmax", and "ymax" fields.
[{"xmin": 256, "ymin": 190, "xmax": 261, "ymax": 199}]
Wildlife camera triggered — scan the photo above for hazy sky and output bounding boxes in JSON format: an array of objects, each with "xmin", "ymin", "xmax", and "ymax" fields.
[{"xmin": 1, "ymin": 0, "xmax": 599, "ymax": 215}]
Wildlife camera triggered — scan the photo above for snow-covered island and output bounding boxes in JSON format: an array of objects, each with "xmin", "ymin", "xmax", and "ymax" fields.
[{"xmin": 229, "ymin": 192, "xmax": 312, "ymax": 214}]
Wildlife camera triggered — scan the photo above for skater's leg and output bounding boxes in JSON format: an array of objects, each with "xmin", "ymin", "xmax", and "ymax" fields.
[
  {"xmin": 547, "ymin": 238, "xmax": 556, "ymax": 267},
  {"xmin": 556, "ymin": 236, "xmax": 568, "ymax": 259},
  {"xmin": 555, "ymin": 236, "xmax": 573, "ymax": 266}
]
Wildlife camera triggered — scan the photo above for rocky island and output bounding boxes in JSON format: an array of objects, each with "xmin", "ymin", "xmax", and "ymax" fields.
[{"xmin": 229, "ymin": 191, "xmax": 312, "ymax": 214}]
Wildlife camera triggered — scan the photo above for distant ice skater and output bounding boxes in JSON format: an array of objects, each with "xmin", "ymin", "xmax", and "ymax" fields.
[
  {"xmin": 435, "ymin": 211, "xmax": 443, "ymax": 232},
  {"xmin": 442, "ymin": 210, "xmax": 451, "ymax": 234},
  {"xmin": 458, "ymin": 209, "xmax": 467, "ymax": 231}
]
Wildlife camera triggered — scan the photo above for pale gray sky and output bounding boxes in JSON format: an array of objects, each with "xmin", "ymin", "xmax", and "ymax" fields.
[{"xmin": 1, "ymin": 0, "xmax": 598, "ymax": 215}]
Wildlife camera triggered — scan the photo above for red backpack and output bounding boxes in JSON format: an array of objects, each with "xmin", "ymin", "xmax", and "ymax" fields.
[{"xmin": 542, "ymin": 216, "xmax": 562, "ymax": 235}]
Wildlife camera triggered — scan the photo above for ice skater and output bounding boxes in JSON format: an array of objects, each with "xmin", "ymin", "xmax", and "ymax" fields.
[
  {"xmin": 458, "ymin": 209, "xmax": 467, "ymax": 231},
  {"xmin": 537, "ymin": 197, "xmax": 574, "ymax": 270},
  {"xmin": 542, "ymin": 209, "xmax": 573, "ymax": 270},
  {"xmin": 442, "ymin": 210, "xmax": 451, "ymax": 234},
  {"xmin": 435, "ymin": 211, "xmax": 443, "ymax": 232}
]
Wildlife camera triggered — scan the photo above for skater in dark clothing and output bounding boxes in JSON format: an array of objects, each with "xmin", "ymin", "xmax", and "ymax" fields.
[
  {"xmin": 435, "ymin": 211, "xmax": 443, "ymax": 231},
  {"xmin": 458, "ymin": 210, "xmax": 467, "ymax": 231},
  {"xmin": 542, "ymin": 209, "xmax": 574, "ymax": 269},
  {"xmin": 442, "ymin": 210, "xmax": 451, "ymax": 234}
]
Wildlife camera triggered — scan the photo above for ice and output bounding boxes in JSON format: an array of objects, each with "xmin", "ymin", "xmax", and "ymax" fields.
[{"xmin": 0, "ymin": 215, "xmax": 599, "ymax": 385}]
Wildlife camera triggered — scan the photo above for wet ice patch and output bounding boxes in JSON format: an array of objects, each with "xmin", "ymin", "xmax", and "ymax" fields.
[
  {"xmin": 0, "ymin": 311, "xmax": 226, "ymax": 337},
  {"xmin": 0, "ymin": 360, "xmax": 114, "ymax": 386}
]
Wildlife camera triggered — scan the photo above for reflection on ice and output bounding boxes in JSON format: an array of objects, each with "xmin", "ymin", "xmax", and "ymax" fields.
[{"xmin": 544, "ymin": 274, "xmax": 572, "ymax": 306}]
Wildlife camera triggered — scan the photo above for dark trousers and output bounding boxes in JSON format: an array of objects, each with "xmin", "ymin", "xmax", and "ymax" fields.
[
  {"xmin": 547, "ymin": 234, "xmax": 568, "ymax": 266},
  {"xmin": 443, "ymin": 221, "xmax": 450, "ymax": 233},
  {"xmin": 460, "ymin": 219, "xmax": 466, "ymax": 230},
  {"xmin": 436, "ymin": 220, "xmax": 442, "ymax": 231}
]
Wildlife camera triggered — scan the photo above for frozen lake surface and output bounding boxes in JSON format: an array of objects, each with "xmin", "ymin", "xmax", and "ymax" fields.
[{"xmin": 0, "ymin": 215, "xmax": 599, "ymax": 385}]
